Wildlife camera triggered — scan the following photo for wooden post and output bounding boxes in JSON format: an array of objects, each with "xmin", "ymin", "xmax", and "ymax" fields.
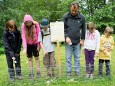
[{"xmin": 57, "ymin": 41, "xmax": 61, "ymax": 77}]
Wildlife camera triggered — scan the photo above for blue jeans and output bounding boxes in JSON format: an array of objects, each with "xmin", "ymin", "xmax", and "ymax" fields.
[{"xmin": 65, "ymin": 43, "xmax": 80, "ymax": 73}]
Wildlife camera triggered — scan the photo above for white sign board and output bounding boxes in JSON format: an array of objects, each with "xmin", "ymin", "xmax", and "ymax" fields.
[{"xmin": 50, "ymin": 21, "xmax": 65, "ymax": 42}]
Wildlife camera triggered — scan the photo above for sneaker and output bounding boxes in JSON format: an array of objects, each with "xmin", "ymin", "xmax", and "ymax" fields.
[
  {"xmin": 66, "ymin": 72, "xmax": 71, "ymax": 78},
  {"xmin": 36, "ymin": 73, "xmax": 41, "ymax": 78},
  {"xmin": 47, "ymin": 73, "xmax": 51, "ymax": 77},
  {"xmin": 52, "ymin": 74, "xmax": 55, "ymax": 78},
  {"xmin": 75, "ymin": 72, "xmax": 80, "ymax": 76},
  {"xmin": 17, "ymin": 76, "xmax": 22, "ymax": 80},
  {"xmin": 29, "ymin": 74, "xmax": 34, "ymax": 79},
  {"xmin": 46, "ymin": 73, "xmax": 51, "ymax": 79},
  {"xmin": 85, "ymin": 74, "xmax": 89, "ymax": 78},
  {"xmin": 106, "ymin": 74, "xmax": 111, "ymax": 79},
  {"xmin": 90, "ymin": 74, "xmax": 94, "ymax": 79},
  {"xmin": 10, "ymin": 78, "xmax": 15, "ymax": 82},
  {"xmin": 98, "ymin": 74, "xmax": 103, "ymax": 78}
]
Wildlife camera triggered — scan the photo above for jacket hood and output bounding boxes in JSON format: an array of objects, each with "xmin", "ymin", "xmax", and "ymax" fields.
[{"xmin": 23, "ymin": 15, "xmax": 34, "ymax": 23}]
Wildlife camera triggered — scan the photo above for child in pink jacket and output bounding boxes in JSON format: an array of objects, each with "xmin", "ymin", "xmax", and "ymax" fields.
[{"xmin": 21, "ymin": 14, "xmax": 40, "ymax": 79}]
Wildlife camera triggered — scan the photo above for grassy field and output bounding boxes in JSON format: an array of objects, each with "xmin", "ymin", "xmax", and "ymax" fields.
[{"xmin": 0, "ymin": 45, "xmax": 115, "ymax": 86}]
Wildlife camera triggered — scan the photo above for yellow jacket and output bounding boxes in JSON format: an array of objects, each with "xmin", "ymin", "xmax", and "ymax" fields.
[{"xmin": 99, "ymin": 35, "xmax": 114, "ymax": 60}]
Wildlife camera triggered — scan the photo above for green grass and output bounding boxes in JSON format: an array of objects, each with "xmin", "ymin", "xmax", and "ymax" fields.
[{"xmin": 0, "ymin": 45, "xmax": 115, "ymax": 86}]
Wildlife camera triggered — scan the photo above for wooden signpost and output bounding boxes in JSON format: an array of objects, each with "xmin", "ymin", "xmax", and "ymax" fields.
[{"xmin": 50, "ymin": 21, "xmax": 64, "ymax": 77}]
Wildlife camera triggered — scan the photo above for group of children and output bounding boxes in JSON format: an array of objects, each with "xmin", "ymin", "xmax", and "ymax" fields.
[
  {"xmin": 3, "ymin": 14, "xmax": 56, "ymax": 81},
  {"xmin": 84, "ymin": 22, "xmax": 114, "ymax": 79},
  {"xmin": 2, "ymin": 14, "xmax": 114, "ymax": 81}
]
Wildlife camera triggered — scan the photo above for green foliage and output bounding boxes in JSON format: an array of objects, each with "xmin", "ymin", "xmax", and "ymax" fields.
[
  {"xmin": 0, "ymin": 0, "xmax": 115, "ymax": 53},
  {"xmin": 93, "ymin": 3, "xmax": 115, "ymax": 32}
]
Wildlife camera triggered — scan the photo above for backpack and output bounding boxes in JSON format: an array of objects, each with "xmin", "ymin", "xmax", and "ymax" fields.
[{"xmin": 41, "ymin": 28, "xmax": 51, "ymax": 42}]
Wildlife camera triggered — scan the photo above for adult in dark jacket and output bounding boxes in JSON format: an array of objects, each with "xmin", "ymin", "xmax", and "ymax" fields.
[
  {"xmin": 3, "ymin": 20, "xmax": 22, "ymax": 81},
  {"xmin": 62, "ymin": 1, "xmax": 86, "ymax": 76}
]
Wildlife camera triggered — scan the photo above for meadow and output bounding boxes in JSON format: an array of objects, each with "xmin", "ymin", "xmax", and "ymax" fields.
[{"xmin": 0, "ymin": 45, "xmax": 115, "ymax": 86}]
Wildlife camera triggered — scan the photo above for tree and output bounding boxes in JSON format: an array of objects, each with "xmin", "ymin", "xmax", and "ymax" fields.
[{"xmin": 0, "ymin": 0, "xmax": 115, "ymax": 53}]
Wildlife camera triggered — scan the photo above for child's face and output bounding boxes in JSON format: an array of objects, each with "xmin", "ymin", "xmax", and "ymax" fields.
[
  {"xmin": 25, "ymin": 21, "xmax": 32, "ymax": 27},
  {"xmin": 9, "ymin": 26, "xmax": 15, "ymax": 32},
  {"xmin": 105, "ymin": 32, "xmax": 112, "ymax": 37},
  {"xmin": 89, "ymin": 29, "xmax": 95, "ymax": 33}
]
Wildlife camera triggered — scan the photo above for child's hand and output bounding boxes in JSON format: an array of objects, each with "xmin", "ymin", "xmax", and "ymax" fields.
[
  {"xmin": 12, "ymin": 57, "xmax": 15, "ymax": 60},
  {"xmin": 12, "ymin": 57, "xmax": 17, "ymax": 63},
  {"xmin": 94, "ymin": 53, "xmax": 98, "ymax": 57},
  {"xmin": 43, "ymin": 50, "xmax": 48, "ymax": 55},
  {"xmin": 103, "ymin": 49, "xmax": 107, "ymax": 55},
  {"xmin": 37, "ymin": 47, "xmax": 41, "ymax": 52},
  {"xmin": 94, "ymin": 57, "xmax": 96, "ymax": 61},
  {"xmin": 94, "ymin": 53, "xmax": 98, "ymax": 61},
  {"xmin": 107, "ymin": 47, "xmax": 112, "ymax": 52}
]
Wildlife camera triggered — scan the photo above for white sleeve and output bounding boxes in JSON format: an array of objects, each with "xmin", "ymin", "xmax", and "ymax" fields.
[
  {"xmin": 38, "ymin": 32, "xmax": 42, "ymax": 42},
  {"xmin": 95, "ymin": 31, "xmax": 100, "ymax": 53}
]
